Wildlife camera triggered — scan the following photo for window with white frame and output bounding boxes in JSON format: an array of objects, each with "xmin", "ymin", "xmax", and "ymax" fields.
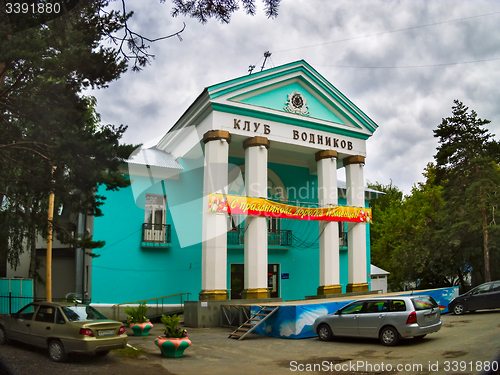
[{"xmin": 144, "ymin": 194, "xmax": 166, "ymax": 242}]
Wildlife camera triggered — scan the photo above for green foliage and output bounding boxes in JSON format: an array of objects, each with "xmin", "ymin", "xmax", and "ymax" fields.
[
  {"xmin": 369, "ymin": 172, "xmax": 452, "ymax": 290},
  {"xmin": 369, "ymin": 101, "xmax": 500, "ymax": 291},
  {"xmin": 368, "ymin": 180, "xmax": 403, "ymax": 271},
  {"xmin": 124, "ymin": 302, "xmax": 150, "ymax": 324},
  {"xmin": 170, "ymin": 0, "xmax": 280, "ymax": 24},
  {"xmin": 433, "ymin": 100, "xmax": 500, "ymax": 283},
  {"xmin": 0, "ymin": 1, "xmax": 137, "ymax": 274},
  {"xmin": 160, "ymin": 314, "xmax": 188, "ymax": 338}
]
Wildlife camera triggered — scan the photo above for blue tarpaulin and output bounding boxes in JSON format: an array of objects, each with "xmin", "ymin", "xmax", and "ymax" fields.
[{"xmin": 251, "ymin": 286, "xmax": 459, "ymax": 339}]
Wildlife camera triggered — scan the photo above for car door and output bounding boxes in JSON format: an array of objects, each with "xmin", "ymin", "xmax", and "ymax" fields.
[
  {"xmin": 386, "ymin": 299, "xmax": 409, "ymax": 328},
  {"xmin": 8, "ymin": 303, "xmax": 38, "ymax": 343},
  {"xmin": 467, "ymin": 284, "xmax": 492, "ymax": 311},
  {"xmin": 30, "ymin": 304, "xmax": 56, "ymax": 348},
  {"xmin": 357, "ymin": 300, "xmax": 388, "ymax": 338},
  {"xmin": 332, "ymin": 301, "xmax": 364, "ymax": 337},
  {"xmin": 486, "ymin": 282, "xmax": 500, "ymax": 309}
]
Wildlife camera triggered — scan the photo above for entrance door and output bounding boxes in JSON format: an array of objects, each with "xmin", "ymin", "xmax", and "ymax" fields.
[
  {"xmin": 230, "ymin": 264, "xmax": 244, "ymax": 300},
  {"xmin": 230, "ymin": 263, "xmax": 280, "ymax": 299},
  {"xmin": 268, "ymin": 264, "xmax": 280, "ymax": 298}
]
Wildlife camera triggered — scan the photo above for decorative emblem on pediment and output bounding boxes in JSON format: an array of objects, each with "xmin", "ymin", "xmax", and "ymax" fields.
[{"xmin": 284, "ymin": 92, "xmax": 310, "ymax": 116}]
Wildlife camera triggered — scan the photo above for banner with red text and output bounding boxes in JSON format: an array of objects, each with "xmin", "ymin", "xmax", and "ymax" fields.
[{"xmin": 208, "ymin": 194, "xmax": 371, "ymax": 222}]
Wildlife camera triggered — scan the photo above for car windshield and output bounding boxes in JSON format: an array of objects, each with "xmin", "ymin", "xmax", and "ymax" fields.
[
  {"xmin": 412, "ymin": 296, "xmax": 438, "ymax": 311},
  {"xmin": 61, "ymin": 305, "xmax": 107, "ymax": 321}
]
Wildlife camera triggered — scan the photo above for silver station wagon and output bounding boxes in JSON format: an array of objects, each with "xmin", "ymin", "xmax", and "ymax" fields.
[{"xmin": 313, "ymin": 295, "xmax": 442, "ymax": 346}]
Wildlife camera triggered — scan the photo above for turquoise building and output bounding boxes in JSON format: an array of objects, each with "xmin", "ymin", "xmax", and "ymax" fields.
[{"xmin": 91, "ymin": 61, "xmax": 380, "ymax": 304}]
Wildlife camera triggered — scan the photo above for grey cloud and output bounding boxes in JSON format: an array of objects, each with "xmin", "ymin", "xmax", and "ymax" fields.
[{"xmin": 90, "ymin": 0, "xmax": 500, "ymax": 195}]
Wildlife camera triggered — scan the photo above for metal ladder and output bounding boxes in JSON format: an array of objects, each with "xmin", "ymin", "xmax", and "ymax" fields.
[{"xmin": 228, "ymin": 306, "xmax": 279, "ymax": 340}]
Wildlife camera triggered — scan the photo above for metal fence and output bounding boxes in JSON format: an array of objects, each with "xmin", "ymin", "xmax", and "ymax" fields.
[
  {"xmin": 227, "ymin": 228, "xmax": 293, "ymax": 247},
  {"xmin": 142, "ymin": 223, "xmax": 172, "ymax": 243},
  {"xmin": 0, "ymin": 294, "xmax": 92, "ymax": 315},
  {"xmin": 0, "ymin": 293, "xmax": 34, "ymax": 315},
  {"xmin": 111, "ymin": 293, "xmax": 191, "ymax": 322}
]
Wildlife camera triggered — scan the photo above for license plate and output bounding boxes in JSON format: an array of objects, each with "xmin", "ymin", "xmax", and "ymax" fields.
[{"xmin": 98, "ymin": 329, "xmax": 115, "ymax": 336}]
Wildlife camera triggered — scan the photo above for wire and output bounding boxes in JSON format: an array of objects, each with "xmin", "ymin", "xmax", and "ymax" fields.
[
  {"xmin": 310, "ymin": 56, "xmax": 500, "ymax": 70},
  {"xmin": 273, "ymin": 11, "xmax": 500, "ymax": 54},
  {"xmin": 93, "ymin": 227, "xmax": 142, "ymax": 254},
  {"xmin": 93, "ymin": 265, "xmax": 197, "ymax": 273}
]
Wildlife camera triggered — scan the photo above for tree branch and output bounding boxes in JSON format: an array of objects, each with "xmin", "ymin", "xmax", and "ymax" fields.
[{"xmin": 102, "ymin": 0, "xmax": 186, "ymax": 72}]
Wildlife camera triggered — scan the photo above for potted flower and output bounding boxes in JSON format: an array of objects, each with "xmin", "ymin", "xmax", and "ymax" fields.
[
  {"xmin": 124, "ymin": 302, "xmax": 153, "ymax": 336},
  {"xmin": 155, "ymin": 314, "xmax": 191, "ymax": 358}
]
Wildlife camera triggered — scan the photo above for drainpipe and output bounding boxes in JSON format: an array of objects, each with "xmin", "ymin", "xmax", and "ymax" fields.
[{"xmin": 75, "ymin": 213, "xmax": 85, "ymax": 300}]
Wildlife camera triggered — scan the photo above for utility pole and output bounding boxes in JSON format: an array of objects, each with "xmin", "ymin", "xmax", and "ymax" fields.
[{"xmin": 46, "ymin": 166, "xmax": 56, "ymax": 302}]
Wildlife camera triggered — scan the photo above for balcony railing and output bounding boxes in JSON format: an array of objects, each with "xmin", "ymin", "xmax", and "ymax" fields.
[
  {"xmin": 142, "ymin": 223, "xmax": 171, "ymax": 245},
  {"xmin": 227, "ymin": 228, "xmax": 292, "ymax": 247}
]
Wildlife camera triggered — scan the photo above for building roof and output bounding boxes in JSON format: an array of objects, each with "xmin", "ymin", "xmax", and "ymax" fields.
[
  {"xmin": 127, "ymin": 147, "xmax": 183, "ymax": 169},
  {"xmin": 337, "ymin": 180, "xmax": 384, "ymax": 197},
  {"xmin": 371, "ymin": 264, "xmax": 390, "ymax": 276}
]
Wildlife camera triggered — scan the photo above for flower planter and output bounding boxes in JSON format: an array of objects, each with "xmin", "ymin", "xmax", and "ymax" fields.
[
  {"xmin": 130, "ymin": 321, "xmax": 153, "ymax": 336},
  {"xmin": 155, "ymin": 337, "xmax": 191, "ymax": 358}
]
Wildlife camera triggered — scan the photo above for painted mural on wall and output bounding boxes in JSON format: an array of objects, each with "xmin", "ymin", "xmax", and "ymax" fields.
[
  {"xmin": 208, "ymin": 193, "xmax": 372, "ymax": 222},
  {"xmin": 250, "ymin": 287, "xmax": 459, "ymax": 339}
]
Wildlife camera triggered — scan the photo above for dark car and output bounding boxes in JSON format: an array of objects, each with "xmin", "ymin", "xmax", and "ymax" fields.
[
  {"xmin": 312, "ymin": 295, "xmax": 442, "ymax": 346},
  {"xmin": 0, "ymin": 301, "xmax": 127, "ymax": 361},
  {"xmin": 449, "ymin": 280, "xmax": 500, "ymax": 315}
]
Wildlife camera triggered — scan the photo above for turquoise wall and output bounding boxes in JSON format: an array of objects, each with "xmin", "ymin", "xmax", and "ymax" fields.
[{"xmin": 92, "ymin": 159, "xmax": 372, "ymax": 304}]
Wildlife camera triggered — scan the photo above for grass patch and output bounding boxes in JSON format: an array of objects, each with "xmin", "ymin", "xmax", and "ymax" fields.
[{"xmin": 112, "ymin": 345, "xmax": 146, "ymax": 359}]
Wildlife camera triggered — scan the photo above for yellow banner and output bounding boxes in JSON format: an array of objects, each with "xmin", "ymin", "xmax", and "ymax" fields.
[{"xmin": 208, "ymin": 194, "xmax": 371, "ymax": 222}]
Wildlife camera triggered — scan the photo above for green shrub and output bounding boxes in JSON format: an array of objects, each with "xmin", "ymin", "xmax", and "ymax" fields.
[
  {"xmin": 160, "ymin": 314, "xmax": 188, "ymax": 338},
  {"xmin": 124, "ymin": 302, "xmax": 149, "ymax": 324}
]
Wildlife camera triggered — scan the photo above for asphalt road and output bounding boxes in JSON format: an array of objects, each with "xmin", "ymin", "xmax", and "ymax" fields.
[{"xmin": 1, "ymin": 310, "xmax": 499, "ymax": 375}]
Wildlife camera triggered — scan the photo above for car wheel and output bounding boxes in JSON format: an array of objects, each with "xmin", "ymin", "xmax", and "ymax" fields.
[
  {"xmin": 379, "ymin": 326, "xmax": 400, "ymax": 346},
  {"xmin": 413, "ymin": 334, "xmax": 427, "ymax": 340},
  {"xmin": 317, "ymin": 324, "xmax": 333, "ymax": 341},
  {"xmin": 0, "ymin": 326, "xmax": 8, "ymax": 345},
  {"xmin": 48, "ymin": 340, "xmax": 67, "ymax": 362},
  {"xmin": 95, "ymin": 350, "xmax": 110, "ymax": 357},
  {"xmin": 453, "ymin": 303, "xmax": 465, "ymax": 315}
]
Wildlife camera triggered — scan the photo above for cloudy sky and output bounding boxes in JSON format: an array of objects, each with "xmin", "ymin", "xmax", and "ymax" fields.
[{"xmin": 91, "ymin": 0, "xmax": 500, "ymax": 195}]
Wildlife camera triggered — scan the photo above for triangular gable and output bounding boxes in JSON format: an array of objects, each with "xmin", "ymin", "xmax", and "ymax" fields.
[
  {"xmin": 235, "ymin": 80, "xmax": 346, "ymax": 126},
  {"xmin": 206, "ymin": 60, "xmax": 378, "ymax": 139}
]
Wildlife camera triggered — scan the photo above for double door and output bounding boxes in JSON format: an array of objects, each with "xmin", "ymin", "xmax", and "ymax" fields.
[{"xmin": 230, "ymin": 263, "xmax": 280, "ymax": 299}]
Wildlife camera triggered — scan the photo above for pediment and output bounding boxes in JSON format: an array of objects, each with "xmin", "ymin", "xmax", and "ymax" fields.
[{"xmin": 207, "ymin": 60, "xmax": 378, "ymax": 137}]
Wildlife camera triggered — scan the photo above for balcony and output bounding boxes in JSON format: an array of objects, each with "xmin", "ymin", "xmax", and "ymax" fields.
[
  {"xmin": 141, "ymin": 223, "xmax": 171, "ymax": 249},
  {"xmin": 227, "ymin": 228, "xmax": 293, "ymax": 249}
]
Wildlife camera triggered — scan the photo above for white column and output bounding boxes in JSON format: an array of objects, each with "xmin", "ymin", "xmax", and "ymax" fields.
[
  {"xmin": 344, "ymin": 155, "xmax": 369, "ymax": 293},
  {"xmin": 243, "ymin": 136, "xmax": 269, "ymax": 299},
  {"xmin": 316, "ymin": 150, "xmax": 341, "ymax": 295},
  {"xmin": 200, "ymin": 130, "xmax": 231, "ymax": 301}
]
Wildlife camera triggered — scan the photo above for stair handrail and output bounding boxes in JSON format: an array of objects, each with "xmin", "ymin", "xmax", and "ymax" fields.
[
  {"xmin": 112, "ymin": 292, "xmax": 191, "ymax": 321},
  {"xmin": 229, "ymin": 305, "xmax": 279, "ymax": 340}
]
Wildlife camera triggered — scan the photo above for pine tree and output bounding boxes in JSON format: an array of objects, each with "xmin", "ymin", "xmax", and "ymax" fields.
[
  {"xmin": 434, "ymin": 100, "xmax": 500, "ymax": 283},
  {"xmin": 0, "ymin": 1, "xmax": 135, "ymax": 276}
]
